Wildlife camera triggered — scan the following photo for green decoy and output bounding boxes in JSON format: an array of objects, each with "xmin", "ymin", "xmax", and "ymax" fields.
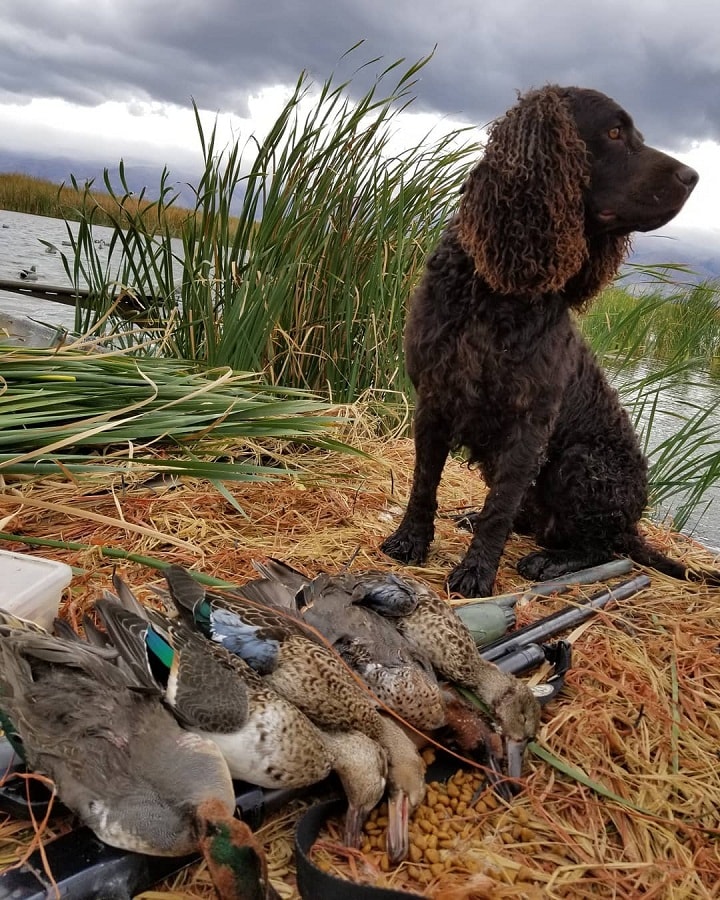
[
  {"xmin": 96, "ymin": 580, "xmax": 387, "ymax": 849},
  {"xmin": 160, "ymin": 564, "xmax": 427, "ymax": 865}
]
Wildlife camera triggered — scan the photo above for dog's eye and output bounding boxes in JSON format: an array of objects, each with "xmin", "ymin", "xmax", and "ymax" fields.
[{"xmin": 608, "ymin": 126, "xmax": 621, "ymax": 140}]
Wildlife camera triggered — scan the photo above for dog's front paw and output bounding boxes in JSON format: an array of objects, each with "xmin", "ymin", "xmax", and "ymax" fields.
[
  {"xmin": 516, "ymin": 550, "xmax": 571, "ymax": 582},
  {"xmin": 381, "ymin": 528, "xmax": 431, "ymax": 565},
  {"xmin": 447, "ymin": 560, "xmax": 495, "ymax": 598}
]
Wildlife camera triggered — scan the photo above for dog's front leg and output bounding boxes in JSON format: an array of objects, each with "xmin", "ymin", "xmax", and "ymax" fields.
[
  {"xmin": 447, "ymin": 424, "xmax": 552, "ymax": 598},
  {"xmin": 381, "ymin": 402, "xmax": 449, "ymax": 564}
]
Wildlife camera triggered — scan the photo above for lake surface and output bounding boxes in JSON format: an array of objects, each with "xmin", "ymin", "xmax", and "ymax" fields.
[
  {"xmin": 0, "ymin": 208, "xmax": 91, "ymax": 331},
  {"xmin": 3, "ymin": 209, "xmax": 720, "ymax": 550}
]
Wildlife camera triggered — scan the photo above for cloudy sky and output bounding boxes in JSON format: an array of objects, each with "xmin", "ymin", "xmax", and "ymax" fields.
[{"xmin": 1, "ymin": 0, "xmax": 720, "ymax": 237}]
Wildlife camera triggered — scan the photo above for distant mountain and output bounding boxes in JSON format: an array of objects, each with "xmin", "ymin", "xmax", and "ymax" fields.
[{"xmin": 629, "ymin": 227, "xmax": 720, "ymax": 285}]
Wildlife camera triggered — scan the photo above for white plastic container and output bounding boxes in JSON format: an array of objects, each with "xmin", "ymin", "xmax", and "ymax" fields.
[{"xmin": 0, "ymin": 549, "xmax": 73, "ymax": 630}]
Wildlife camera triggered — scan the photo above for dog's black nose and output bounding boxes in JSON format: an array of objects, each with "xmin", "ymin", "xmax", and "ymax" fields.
[{"xmin": 675, "ymin": 164, "xmax": 699, "ymax": 190}]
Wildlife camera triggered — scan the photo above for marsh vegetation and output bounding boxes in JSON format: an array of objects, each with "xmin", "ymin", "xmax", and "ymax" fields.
[{"xmin": 0, "ymin": 172, "xmax": 195, "ymax": 237}]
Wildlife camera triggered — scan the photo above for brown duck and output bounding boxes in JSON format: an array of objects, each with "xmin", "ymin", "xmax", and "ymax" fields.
[
  {"xmin": 95, "ymin": 580, "xmax": 387, "ymax": 849},
  {"xmin": 162, "ymin": 565, "xmax": 427, "ymax": 865},
  {"xmin": 244, "ymin": 560, "xmax": 541, "ymax": 780},
  {"xmin": 242, "ymin": 566, "xmax": 446, "ymax": 733}
]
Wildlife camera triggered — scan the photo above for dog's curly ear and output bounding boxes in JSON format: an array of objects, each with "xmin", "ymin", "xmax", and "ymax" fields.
[{"xmin": 459, "ymin": 86, "xmax": 589, "ymax": 295}]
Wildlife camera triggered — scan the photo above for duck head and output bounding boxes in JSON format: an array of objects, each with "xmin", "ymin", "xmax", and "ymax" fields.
[
  {"xmin": 494, "ymin": 682, "xmax": 541, "ymax": 781},
  {"xmin": 195, "ymin": 799, "xmax": 280, "ymax": 900},
  {"xmin": 323, "ymin": 730, "xmax": 387, "ymax": 848}
]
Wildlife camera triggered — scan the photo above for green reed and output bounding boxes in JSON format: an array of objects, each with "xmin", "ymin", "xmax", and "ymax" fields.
[
  {"xmin": 58, "ymin": 52, "xmax": 475, "ymax": 403},
  {"xmin": 582, "ymin": 275, "xmax": 720, "ymax": 371},
  {"xmin": 580, "ymin": 272, "xmax": 720, "ymax": 532}
]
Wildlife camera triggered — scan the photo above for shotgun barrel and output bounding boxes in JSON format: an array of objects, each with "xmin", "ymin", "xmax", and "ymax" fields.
[{"xmin": 480, "ymin": 574, "xmax": 651, "ymax": 663}]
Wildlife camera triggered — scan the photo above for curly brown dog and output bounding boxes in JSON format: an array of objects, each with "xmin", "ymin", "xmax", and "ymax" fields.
[{"xmin": 381, "ymin": 85, "xmax": 711, "ymax": 597}]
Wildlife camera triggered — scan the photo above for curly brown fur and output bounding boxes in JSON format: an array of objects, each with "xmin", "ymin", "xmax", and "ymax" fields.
[
  {"xmin": 459, "ymin": 87, "xmax": 592, "ymax": 295},
  {"xmin": 382, "ymin": 85, "xmax": 706, "ymax": 596}
]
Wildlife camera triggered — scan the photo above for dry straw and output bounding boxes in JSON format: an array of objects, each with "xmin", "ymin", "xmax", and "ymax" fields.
[{"xmin": 1, "ymin": 427, "xmax": 720, "ymax": 898}]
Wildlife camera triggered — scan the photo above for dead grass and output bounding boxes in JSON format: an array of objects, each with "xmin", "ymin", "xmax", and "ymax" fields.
[
  {"xmin": 0, "ymin": 172, "xmax": 196, "ymax": 237},
  {"xmin": 1, "ymin": 428, "xmax": 720, "ymax": 898}
]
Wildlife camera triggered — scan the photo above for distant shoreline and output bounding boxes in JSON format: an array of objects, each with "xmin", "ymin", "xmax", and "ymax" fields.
[{"xmin": 0, "ymin": 172, "xmax": 196, "ymax": 238}]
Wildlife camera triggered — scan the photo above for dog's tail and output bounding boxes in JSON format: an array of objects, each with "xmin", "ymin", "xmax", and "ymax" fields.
[{"xmin": 624, "ymin": 532, "xmax": 720, "ymax": 586}]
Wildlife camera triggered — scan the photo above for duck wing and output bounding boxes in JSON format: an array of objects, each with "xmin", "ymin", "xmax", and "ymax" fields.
[{"xmin": 0, "ymin": 626, "xmax": 235, "ymax": 855}]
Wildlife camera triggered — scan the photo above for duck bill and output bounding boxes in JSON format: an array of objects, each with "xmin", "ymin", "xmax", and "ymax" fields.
[
  {"xmin": 344, "ymin": 805, "xmax": 366, "ymax": 849},
  {"xmin": 506, "ymin": 737, "xmax": 528, "ymax": 781},
  {"xmin": 386, "ymin": 790, "xmax": 410, "ymax": 865},
  {"xmin": 484, "ymin": 745, "xmax": 515, "ymax": 802}
]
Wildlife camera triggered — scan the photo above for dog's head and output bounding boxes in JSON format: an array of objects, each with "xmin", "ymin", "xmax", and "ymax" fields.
[{"xmin": 458, "ymin": 86, "xmax": 698, "ymax": 296}]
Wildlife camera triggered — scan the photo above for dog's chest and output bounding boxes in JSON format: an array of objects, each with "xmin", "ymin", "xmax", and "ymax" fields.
[
  {"xmin": 408, "ymin": 292, "xmax": 578, "ymax": 453},
  {"xmin": 422, "ymin": 304, "xmax": 571, "ymax": 392}
]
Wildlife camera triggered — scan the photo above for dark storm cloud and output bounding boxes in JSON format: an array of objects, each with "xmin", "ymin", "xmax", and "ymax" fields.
[{"xmin": 1, "ymin": 0, "xmax": 719, "ymax": 149}]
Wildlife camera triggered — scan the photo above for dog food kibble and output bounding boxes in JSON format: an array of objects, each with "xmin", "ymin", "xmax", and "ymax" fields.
[{"xmin": 359, "ymin": 767, "xmax": 540, "ymax": 887}]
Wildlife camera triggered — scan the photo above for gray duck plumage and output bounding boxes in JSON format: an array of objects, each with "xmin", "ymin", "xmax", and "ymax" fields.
[
  {"xmin": 0, "ymin": 609, "xmax": 236, "ymax": 857},
  {"xmin": 160, "ymin": 564, "xmax": 427, "ymax": 865},
  {"xmin": 244, "ymin": 560, "xmax": 541, "ymax": 779},
  {"xmin": 96, "ymin": 577, "xmax": 388, "ymax": 849}
]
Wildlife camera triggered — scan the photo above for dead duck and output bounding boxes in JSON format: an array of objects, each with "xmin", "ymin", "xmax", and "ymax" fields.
[
  {"xmin": 96, "ymin": 581, "xmax": 387, "ymax": 849},
  {"xmin": 241, "ymin": 566, "xmax": 446, "ymax": 733},
  {"xmin": 161, "ymin": 564, "xmax": 427, "ymax": 865},
  {"xmin": 241, "ymin": 565, "xmax": 505, "ymax": 765},
  {"xmin": 0, "ymin": 610, "xmax": 237, "ymax": 858},
  {"xmin": 245, "ymin": 560, "xmax": 541, "ymax": 781}
]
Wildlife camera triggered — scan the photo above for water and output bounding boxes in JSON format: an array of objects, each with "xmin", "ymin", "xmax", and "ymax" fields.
[
  {"xmin": 3, "ymin": 210, "xmax": 720, "ymax": 549},
  {"xmin": 0, "ymin": 208, "xmax": 183, "ymax": 333},
  {"xmin": 0, "ymin": 208, "xmax": 109, "ymax": 331},
  {"xmin": 609, "ymin": 365, "xmax": 720, "ymax": 551}
]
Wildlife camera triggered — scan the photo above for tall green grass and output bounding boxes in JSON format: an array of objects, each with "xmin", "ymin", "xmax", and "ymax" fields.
[
  {"xmin": 59, "ymin": 53, "xmax": 475, "ymax": 403},
  {"xmin": 582, "ymin": 277, "xmax": 720, "ymax": 373},
  {"xmin": 580, "ymin": 275, "xmax": 720, "ymax": 532}
]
